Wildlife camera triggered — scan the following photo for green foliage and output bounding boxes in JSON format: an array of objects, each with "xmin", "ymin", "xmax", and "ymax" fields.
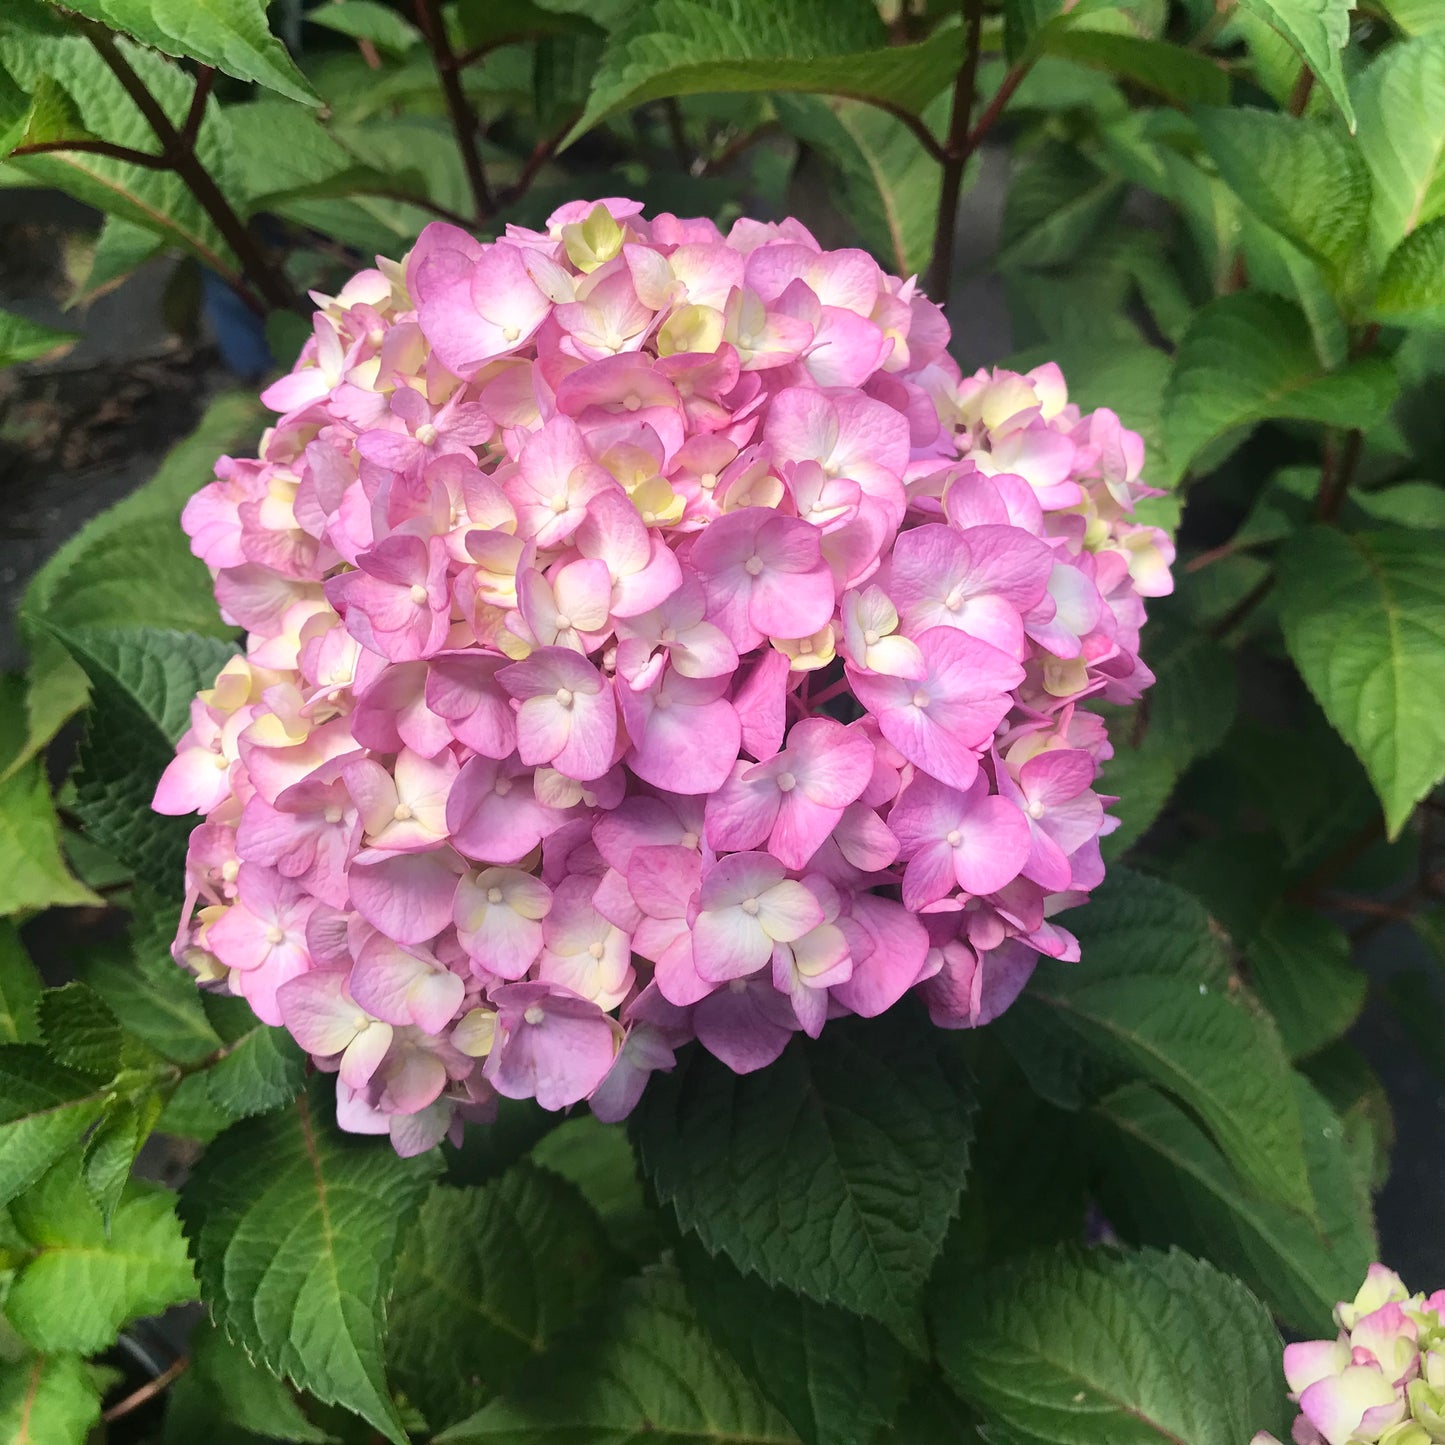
[
  {"xmin": 1235, "ymin": 0, "xmax": 1356, "ymax": 127},
  {"xmin": 0, "ymin": 307, "xmax": 77, "ymax": 365},
  {"xmin": 935, "ymin": 1246, "xmax": 1291, "ymax": 1444},
  {"xmin": 0, "ymin": 1352, "xmax": 103, "ymax": 1445},
  {"xmin": 438, "ymin": 1268, "xmax": 798, "ymax": 1444},
  {"xmin": 632, "ymin": 1008, "xmax": 974, "ymax": 1349},
  {"xmin": 1278, "ymin": 527, "xmax": 1445, "ymax": 835},
  {"xmin": 178, "ymin": 1079, "xmax": 442, "ymax": 1445},
  {"xmin": 389, "ymin": 1162, "xmax": 622, "ymax": 1430},
  {"xmin": 0, "ymin": 1046, "xmax": 107, "ymax": 1209},
  {"xmin": 4, "ymin": 1160, "xmax": 196, "ymax": 1353},
  {"xmin": 304, "ymin": 1, "xmax": 421, "ymax": 57},
  {"xmin": 0, "ymin": 926, "xmax": 42, "ymax": 1044}
]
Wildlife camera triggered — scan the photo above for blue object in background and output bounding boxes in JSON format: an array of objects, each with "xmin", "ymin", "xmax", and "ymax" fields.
[{"xmin": 202, "ymin": 268, "xmax": 273, "ymax": 379}]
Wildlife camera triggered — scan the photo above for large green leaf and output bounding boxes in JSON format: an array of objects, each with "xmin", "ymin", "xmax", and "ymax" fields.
[
  {"xmin": 44, "ymin": 0, "xmax": 317, "ymax": 104},
  {"xmin": 0, "ymin": 31, "xmax": 241, "ymax": 280},
  {"xmin": 0, "ymin": 307, "xmax": 77, "ymax": 365},
  {"xmin": 1194, "ymin": 107, "xmax": 1370, "ymax": 285},
  {"xmin": 37, "ymin": 982, "xmax": 125, "ymax": 1077},
  {"xmin": 438, "ymin": 1268, "xmax": 798, "ymax": 1444},
  {"xmin": 772, "ymin": 92, "xmax": 945, "ymax": 278},
  {"xmin": 389, "ymin": 1163, "xmax": 621, "ymax": 1431},
  {"xmin": 1161, "ymin": 294, "xmax": 1396, "ymax": 480},
  {"xmin": 1374, "ymin": 214, "xmax": 1445, "ymax": 320},
  {"xmin": 178, "ymin": 1078, "xmax": 441, "ymax": 1445},
  {"xmin": 304, "ymin": 0, "xmax": 421, "ymax": 55},
  {"xmin": 0, "ymin": 924, "xmax": 42, "ymax": 1044},
  {"xmin": 1244, "ymin": 902, "xmax": 1365, "ymax": 1060},
  {"xmin": 1278, "ymin": 527, "xmax": 1445, "ymax": 836},
  {"xmin": 1235, "ymin": 0, "xmax": 1356, "ymax": 128},
  {"xmin": 1003, "ymin": 870, "xmax": 1314, "ymax": 1215},
  {"xmin": 630, "ymin": 1008, "xmax": 974, "ymax": 1349},
  {"xmin": 40, "ymin": 625, "xmax": 237, "ymax": 878},
  {"xmin": 934, "ymin": 1246, "xmax": 1289, "ymax": 1445},
  {"xmin": 5, "ymin": 1161, "xmax": 197, "ymax": 1353},
  {"xmin": 0, "ymin": 1045, "xmax": 108, "ymax": 1210},
  {"xmin": 0, "ymin": 747, "xmax": 100, "ymax": 914},
  {"xmin": 678, "ymin": 1236, "xmax": 912, "ymax": 1445},
  {"xmin": 1041, "ymin": 31, "xmax": 1229, "ymax": 106},
  {"xmin": 202, "ymin": 1017, "xmax": 306, "ymax": 1119},
  {"xmin": 566, "ymin": 0, "xmax": 960, "ymax": 145},
  {"xmin": 1353, "ymin": 35, "xmax": 1445, "ymax": 261},
  {"xmin": 0, "ymin": 1353, "xmax": 102, "ymax": 1445},
  {"xmin": 1091, "ymin": 1080, "xmax": 1376, "ymax": 1335},
  {"xmin": 999, "ymin": 142, "xmax": 1125, "ymax": 272}
]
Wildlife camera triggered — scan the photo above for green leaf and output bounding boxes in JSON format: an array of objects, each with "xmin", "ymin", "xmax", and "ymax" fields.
[
  {"xmin": 999, "ymin": 142, "xmax": 1125, "ymax": 272},
  {"xmin": 1374, "ymin": 213, "xmax": 1445, "ymax": 320},
  {"xmin": 36, "ymin": 983, "xmax": 125, "ymax": 1077},
  {"xmin": 0, "ymin": 32, "xmax": 243, "ymax": 282},
  {"xmin": 0, "ymin": 307, "xmax": 77, "ymax": 365},
  {"xmin": 40, "ymin": 625, "xmax": 237, "ymax": 879},
  {"xmin": 1005, "ymin": 870, "xmax": 1314, "ymax": 1213},
  {"xmin": 1096, "ymin": 622, "xmax": 1237, "ymax": 858},
  {"xmin": 678, "ymin": 1236, "xmax": 912, "ymax": 1445},
  {"xmin": 1378, "ymin": 0, "xmax": 1445, "ymax": 36},
  {"xmin": 165, "ymin": 1319, "xmax": 334, "ymax": 1444},
  {"xmin": 0, "ymin": 924, "xmax": 42, "ymax": 1043},
  {"xmin": 1353, "ymin": 480, "xmax": 1445, "ymax": 530},
  {"xmin": 1235, "ymin": 0, "xmax": 1356, "ymax": 129},
  {"xmin": 46, "ymin": 0, "xmax": 317, "ymax": 104},
  {"xmin": 5, "ymin": 1162, "xmax": 197, "ymax": 1353},
  {"xmin": 1041, "ymin": 32, "xmax": 1229, "ymax": 106},
  {"xmin": 453, "ymin": 0, "xmax": 606, "ymax": 52},
  {"xmin": 0, "ymin": 1045, "xmax": 107, "ymax": 1208},
  {"xmin": 1353, "ymin": 35, "xmax": 1445, "ymax": 261},
  {"xmin": 82, "ymin": 1091, "xmax": 165, "ymax": 1229},
  {"xmin": 1194, "ymin": 107, "xmax": 1370, "ymax": 284},
  {"xmin": 178, "ymin": 1078, "xmax": 441, "ymax": 1445},
  {"xmin": 1091, "ymin": 1080, "xmax": 1376, "ymax": 1336},
  {"xmin": 1278, "ymin": 527, "xmax": 1445, "ymax": 836},
  {"xmin": 0, "ymin": 1353, "xmax": 102, "ymax": 1445},
  {"xmin": 630, "ymin": 1008, "xmax": 974, "ymax": 1349},
  {"xmin": 305, "ymin": 1, "xmax": 421, "ymax": 54},
  {"xmin": 389, "ymin": 1163, "xmax": 621, "ymax": 1430},
  {"xmin": 1162, "ymin": 294, "xmax": 1396, "ymax": 479},
  {"xmin": 1244, "ymin": 902, "xmax": 1365, "ymax": 1060},
  {"xmin": 935, "ymin": 1246, "xmax": 1290, "ymax": 1445},
  {"xmin": 0, "ymin": 634, "xmax": 90, "ymax": 788},
  {"xmin": 204, "ymin": 1022, "xmax": 306, "ymax": 1119},
  {"xmin": 771, "ymin": 92, "xmax": 945, "ymax": 277},
  {"xmin": 437, "ymin": 1267, "xmax": 797, "ymax": 1444},
  {"xmin": 566, "ymin": 0, "xmax": 961, "ymax": 145}
]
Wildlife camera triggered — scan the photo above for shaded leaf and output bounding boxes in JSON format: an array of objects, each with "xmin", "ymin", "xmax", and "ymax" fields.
[
  {"xmin": 0, "ymin": 923, "xmax": 42, "ymax": 1043},
  {"xmin": 0, "ymin": 1045, "xmax": 108, "ymax": 1208},
  {"xmin": 0, "ymin": 1353, "xmax": 102, "ymax": 1445},
  {"xmin": 0, "ymin": 307, "xmax": 77, "ymax": 365},
  {"xmin": 305, "ymin": 0, "xmax": 421, "ymax": 55},
  {"xmin": 1042, "ymin": 31, "xmax": 1229, "ymax": 106},
  {"xmin": 1236, "ymin": 0, "xmax": 1356, "ymax": 127}
]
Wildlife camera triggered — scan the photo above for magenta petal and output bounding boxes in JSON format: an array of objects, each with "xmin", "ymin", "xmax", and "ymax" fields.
[{"xmin": 349, "ymin": 849, "xmax": 463, "ymax": 944}]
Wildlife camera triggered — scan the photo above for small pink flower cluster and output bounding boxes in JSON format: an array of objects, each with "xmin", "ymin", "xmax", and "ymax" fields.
[
  {"xmin": 1254, "ymin": 1265, "xmax": 1445, "ymax": 1445},
  {"xmin": 156, "ymin": 199, "xmax": 1172, "ymax": 1153}
]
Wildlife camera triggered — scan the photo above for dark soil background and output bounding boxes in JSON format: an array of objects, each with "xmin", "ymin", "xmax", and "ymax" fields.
[{"xmin": 2, "ymin": 176, "xmax": 1442, "ymax": 1330}]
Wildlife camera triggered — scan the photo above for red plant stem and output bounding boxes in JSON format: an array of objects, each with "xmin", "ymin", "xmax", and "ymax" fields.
[
  {"xmin": 412, "ymin": 0, "xmax": 493, "ymax": 223},
  {"xmin": 101, "ymin": 1357, "xmax": 189, "ymax": 1424},
  {"xmin": 10, "ymin": 137, "xmax": 170, "ymax": 169},
  {"xmin": 181, "ymin": 65, "xmax": 214, "ymax": 147},
  {"xmin": 926, "ymin": 0, "xmax": 983, "ymax": 302},
  {"xmin": 83, "ymin": 25, "xmax": 300, "ymax": 315}
]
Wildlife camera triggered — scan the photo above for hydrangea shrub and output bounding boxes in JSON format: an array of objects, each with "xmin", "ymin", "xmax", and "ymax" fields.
[{"xmin": 153, "ymin": 200, "xmax": 1171, "ymax": 1152}]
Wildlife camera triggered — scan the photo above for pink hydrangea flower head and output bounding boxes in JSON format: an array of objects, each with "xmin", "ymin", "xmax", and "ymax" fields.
[{"xmin": 158, "ymin": 201, "xmax": 1169, "ymax": 1148}]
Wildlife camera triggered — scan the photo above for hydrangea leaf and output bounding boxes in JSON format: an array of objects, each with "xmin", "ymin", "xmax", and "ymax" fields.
[
  {"xmin": 1193, "ymin": 107, "xmax": 1371, "ymax": 285},
  {"xmin": 1235, "ymin": 0, "xmax": 1356, "ymax": 129},
  {"xmin": 1374, "ymin": 214, "xmax": 1445, "ymax": 320},
  {"xmin": 1090, "ymin": 1080, "xmax": 1376, "ymax": 1336},
  {"xmin": 1376, "ymin": 0, "xmax": 1445, "ymax": 35},
  {"xmin": 1039, "ymin": 31, "xmax": 1230, "ymax": 107},
  {"xmin": 630, "ymin": 1007, "xmax": 975, "ymax": 1351},
  {"xmin": 1161, "ymin": 294, "xmax": 1397, "ymax": 480},
  {"xmin": 0, "ymin": 307, "xmax": 78, "ymax": 366},
  {"xmin": 388, "ymin": 1162, "xmax": 622, "ymax": 1431},
  {"xmin": 1278, "ymin": 526, "xmax": 1445, "ymax": 837},
  {"xmin": 934, "ymin": 1245, "xmax": 1290, "ymax": 1445},
  {"xmin": 436, "ymin": 1268, "xmax": 797, "ymax": 1444},
  {"xmin": 0, "ymin": 923, "xmax": 42, "ymax": 1044},
  {"xmin": 0, "ymin": 1353, "xmax": 103, "ymax": 1445},
  {"xmin": 304, "ymin": 1, "xmax": 421, "ymax": 56},
  {"xmin": 81, "ymin": 1092, "xmax": 166, "ymax": 1230},
  {"xmin": 202, "ymin": 1021, "xmax": 307, "ymax": 1119},
  {"xmin": 1353, "ymin": 35, "xmax": 1445, "ymax": 261},
  {"xmin": 163, "ymin": 1319, "xmax": 334, "ymax": 1445},
  {"xmin": 565, "ymin": 0, "xmax": 961, "ymax": 146},
  {"xmin": 676, "ymin": 1234, "xmax": 913, "ymax": 1445},
  {"xmin": 1000, "ymin": 869, "xmax": 1315, "ymax": 1216},
  {"xmin": 35, "ymin": 624, "xmax": 238, "ymax": 879},
  {"xmin": 0, "ymin": 30, "xmax": 242, "ymax": 281},
  {"xmin": 771, "ymin": 92, "xmax": 947, "ymax": 277},
  {"xmin": 1243, "ymin": 902, "xmax": 1366, "ymax": 1060},
  {"xmin": 5, "ymin": 1162, "xmax": 197, "ymax": 1354},
  {"xmin": 37, "ymin": 982, "xmax": 125, "ymax": 1078},
  {"xmin": 0, "ymin": 1046, "xmax": 108, "ymax": 1208},
  {"xmin": 42, "ymin": 0, "xmax": 317, "ymax": 105},
  {"xmin": 178, "ymin": 1078, "xmax": 441, "ymax": 1445}
]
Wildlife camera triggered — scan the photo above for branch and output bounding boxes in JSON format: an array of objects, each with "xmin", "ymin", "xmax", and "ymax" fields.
[
  {"xmin": 697, "ymin": 119, "xmax": 781, "ymax": 178},
  {"xmin": 83, "ymin": 25, "xmax": 301, "ymax": 315},
  {"xmin": 412, "ymin": 0, "xmax": 493, "ymax": 223},
  {"xmin": 1208, "ymin": 571, "xmax": 1275, "ymax": 641},
  {"xmin": 926, "ymin": 0, "xmax": 984, "ymax": 301},
  {"xmin": 1316, "ymin": 324, "xmax": 1381, "ymax": 522},
  {"xmin": 181, "ymin": 64, "xmax": 215, "ymax": 148},
  {"xmin": 504, "ymin": 117, "xmax": 576, "ymax": 204},
  {"xmin": 10, "ymin": 137, "xmax": 171, "ymax": 169},
  {"xmin": 101, "ymin": 1357, "xmax": 189, "ymax": 1424}
]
